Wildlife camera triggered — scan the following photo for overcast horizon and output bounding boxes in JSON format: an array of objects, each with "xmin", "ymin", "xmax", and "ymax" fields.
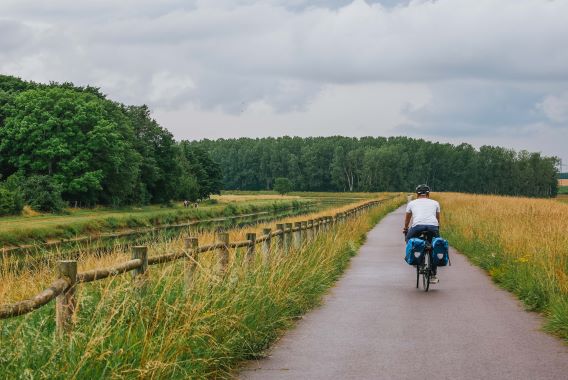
[{"xmin": 1, "ymin": 0, "xmax": 567, "ymax": 167}]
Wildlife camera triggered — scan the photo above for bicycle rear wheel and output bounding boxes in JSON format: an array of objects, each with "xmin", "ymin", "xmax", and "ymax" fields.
[{"xmin": 421, "ymin": 253, "xmax": 431, "ymax": 292}]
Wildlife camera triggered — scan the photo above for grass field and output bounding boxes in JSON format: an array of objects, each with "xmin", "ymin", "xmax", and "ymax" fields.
[
  {"xmin": 435, "ymin": 193, "xmax": 568, "ymax": 341},
  {"xmin": 0, "ymin": 196, "xmax": 314, "ymax": 247},
  {"xmin": 0, "ymin": 194, "xmax": 405, "ymax": 378}
]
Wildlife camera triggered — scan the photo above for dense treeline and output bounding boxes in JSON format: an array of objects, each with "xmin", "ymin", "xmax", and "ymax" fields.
[
  {"xmin": 0, "ymin": 75, "xmax": 221, "ymax": 214},
  {"xmin": 191, "ymin": 137, "xmax": 559, "ymax": 197}
]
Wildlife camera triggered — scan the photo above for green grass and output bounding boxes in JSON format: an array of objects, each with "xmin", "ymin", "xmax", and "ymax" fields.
[
  {"xmin": 0, "ymin": 199, "xmax": 313, "ymax": 247},
  {"xmin": 557, "ymin": 186, "xmax": 568, "ymax": 195},
  {"xmin": 0, "ymin": 195, "xmax": 405, "ymax": 378}
]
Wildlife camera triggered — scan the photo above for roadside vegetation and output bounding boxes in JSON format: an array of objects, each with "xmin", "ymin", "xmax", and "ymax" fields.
[
  {"xmin": 436, "ymin": 193, "xmax": 568, "ymax": 341},
  {"xmin": 0, "ymin": 195, "xmax": 405, "ymax": 378}
]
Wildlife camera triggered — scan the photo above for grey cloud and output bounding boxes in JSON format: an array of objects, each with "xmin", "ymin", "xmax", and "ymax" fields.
[
  {"xmin": 0, "ymin": 19, "xmax": 35, "ymax": 52},
  {"xmin": 0, "ymin": 0, "xmax": 567, "ymax": 160},
  {"xmin": 399, "ymin": 81, "xmax": 568, "ymax": 137}
]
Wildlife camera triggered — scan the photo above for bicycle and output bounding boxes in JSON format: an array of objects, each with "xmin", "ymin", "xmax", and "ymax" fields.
[{"xmin": 415, "ymin": 231, "xmax": 436, "ymax": 292}]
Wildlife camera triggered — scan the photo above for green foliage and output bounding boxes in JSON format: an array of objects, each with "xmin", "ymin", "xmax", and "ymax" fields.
[
  {"xmin": 191, "ymin": 137, "xmax": 559, "ymax": 197},
  {"xmin": 273, "ymin": 177, "xmax": 292, "ymax": 195},
  {"xmin": 22, "ymin": 175, "xmax": 66, "ymax": 213},
  {"xmin": 0, "ymin": 187, "xmax": 23, "ymax": 216},
  {"xmin": 177, "ymin": 142, "xmax": 222, "ymax": 201},
  {"xmin": 558, "ymin": 186, "xmax": 568, "ymax": 195},
  {"xmin": 0, "ymin": 75, "xmax": 222, "ymax": 210}
]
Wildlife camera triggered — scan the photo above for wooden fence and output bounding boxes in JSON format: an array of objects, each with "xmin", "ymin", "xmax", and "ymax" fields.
[{"xmin": 0, "ymin": 200, "xmax": 383, "ymax": 336}]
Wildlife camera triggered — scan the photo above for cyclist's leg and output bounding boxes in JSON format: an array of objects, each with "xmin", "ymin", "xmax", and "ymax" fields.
[{"xmin": 427, "ymin": 226, "xmax": 440, "ymax": 275}]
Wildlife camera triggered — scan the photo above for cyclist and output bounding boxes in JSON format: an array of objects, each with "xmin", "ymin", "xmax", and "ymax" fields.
[{"xmin": 403, "ymin": 184, "xmax": 441, "ymax": 283}]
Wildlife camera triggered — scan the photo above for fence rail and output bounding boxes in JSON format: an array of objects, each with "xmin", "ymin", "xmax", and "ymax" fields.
[{"xmin": 0, "ymin": 199, "xmax": 386, "ymax": 335}]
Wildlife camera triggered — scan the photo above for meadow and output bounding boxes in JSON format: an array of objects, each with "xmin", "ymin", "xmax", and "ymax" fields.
[
  {"xmin": 0, "ymin": 193, "xmax": 404, "ymax": 378},
  {"xmin": 435, "ymin": 193, "xmax": 568, "ymax": 341},
  {"xmin": 0, "ymin": 195, "xmax": 314, "ymax": 248}
]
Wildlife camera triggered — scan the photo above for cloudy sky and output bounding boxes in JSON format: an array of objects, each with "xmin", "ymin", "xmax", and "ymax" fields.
[{"xmin": 1, "ymin": 0, "xmax": 567, "ymax": 164}]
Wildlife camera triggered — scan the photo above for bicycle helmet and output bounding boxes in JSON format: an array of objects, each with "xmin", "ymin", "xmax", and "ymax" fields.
[{"xmin": 415, "ymin": 184, "xmax": 430, "ymax": 195}]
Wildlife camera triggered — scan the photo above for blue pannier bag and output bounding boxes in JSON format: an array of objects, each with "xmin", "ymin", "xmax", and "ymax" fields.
[
  {"xmin": 405, "ymin": 238, "xmax": 425, "ymax": 265},
  {"xmin": 432, "ymin": 237, "xmax": 450, "ymax": 266}
]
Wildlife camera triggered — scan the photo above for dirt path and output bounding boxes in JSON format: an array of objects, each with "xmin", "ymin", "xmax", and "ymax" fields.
[{"xmin": 240, "ymin": 206, "xmax": 568, "ymax": 380}]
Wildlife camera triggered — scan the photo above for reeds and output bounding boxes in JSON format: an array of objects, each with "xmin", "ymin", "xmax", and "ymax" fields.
[
  {"xmin": 436, "ymin": 193, "xmax": 568, "ymax": 341},
  {"xmin": 0, "ymin": 195, "xmax": 405, "ymax": 378}
]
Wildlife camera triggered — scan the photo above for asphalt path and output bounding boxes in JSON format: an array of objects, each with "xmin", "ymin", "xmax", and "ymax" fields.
[{"xmin": 241, "ymin": 206, "xmax": 568, "ymax": 380}]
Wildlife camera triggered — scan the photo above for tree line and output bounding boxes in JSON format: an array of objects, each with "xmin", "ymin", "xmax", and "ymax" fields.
[
  {"xmin": 190, "ymin": 136, "xmax": 559, "ymax": 197},
  {"xmin": 0, "ymin": 75, "xmax": 221, "ymax": 214}
]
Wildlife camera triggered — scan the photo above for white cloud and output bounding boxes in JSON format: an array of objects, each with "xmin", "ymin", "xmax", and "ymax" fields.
[{"xmin": 537, "ymin": 92, "xmax": 568, "ymax": 124}]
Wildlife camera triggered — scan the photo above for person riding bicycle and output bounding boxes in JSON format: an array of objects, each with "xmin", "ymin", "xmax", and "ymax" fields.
[{"xmin": 403, "ymin": 184, "xmax": 441, "ymax": 284}]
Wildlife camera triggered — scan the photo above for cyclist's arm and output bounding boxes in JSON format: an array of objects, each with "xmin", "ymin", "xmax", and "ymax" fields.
[{"xmin": 403, "ymin": 212, "xmax": 412, "ymax": 233}]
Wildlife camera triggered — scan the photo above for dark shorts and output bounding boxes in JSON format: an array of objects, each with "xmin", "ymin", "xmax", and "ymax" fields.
[{"xmin": 405, "ymin": 224, "xmax": 439, "ymax": 243}]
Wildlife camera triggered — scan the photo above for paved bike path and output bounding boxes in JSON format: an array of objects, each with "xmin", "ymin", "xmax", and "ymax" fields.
[{"xmin": 241, "ymin": 206, "xmax": 568, "ymax": 380}]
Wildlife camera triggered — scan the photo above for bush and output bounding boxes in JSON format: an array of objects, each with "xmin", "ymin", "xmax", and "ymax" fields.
[
  {"xmin": 273, "ymin": 177, "xmax": 292, "ymax": 195},
  {"xmin": 0, "ymin": 187, "xmax": 23, "ymax": 216},
  {"xmin": 22, "ymin": 175, "xmax": 65, "ymax": 213}
]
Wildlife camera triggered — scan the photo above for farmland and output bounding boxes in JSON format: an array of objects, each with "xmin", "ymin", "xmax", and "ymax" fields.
[
  {"xmin": 435, "ymin": 193, "xmax": 568, "ymax": 341},
  {"xmin": 0, "ymin": 193, "xmax": 404, "ymax": 378}
]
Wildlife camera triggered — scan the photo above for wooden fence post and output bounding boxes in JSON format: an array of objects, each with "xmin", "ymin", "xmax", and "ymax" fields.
[
  {"xmin": 307, "ymin": 219, "xmax": 314, "ymax": 241},
  {"xmin": 132, "ymin": 246, "xmax": 148, "ymax": 278},
  {"xmin": 131, "ymin": 246, "xmax": 148, "ymax": 295},
  {"xmin": 276, "ymin": 224, "xmax": 285, "ymax": 251},
  {"xmin": 56, "ymin": 260, "xmax": 77, "ymax": 336},
  {"xmin": 216, "ymin": 231, "xmax": 230, "ymax": 274},
  {"xmin": 184, "ymin": 237, "xmax": 199, "ymax": 290},
  {"xmin": 301, "ymin": 221, "xmax": 307, "ymax": 243},
  {"xmin": 285, "ymin": 223, "xmax": 293, "ymax": 252},
  {"xmin": 262, "ymin": 228, "xmax": 272, "ymax": 260},
  {"xmin": 246, "ymin": 232, "xmax": 256, "ymax": 264},
  {"xmin": 293, "ymin": 222, "xmax": 302, "ymax": 250}
]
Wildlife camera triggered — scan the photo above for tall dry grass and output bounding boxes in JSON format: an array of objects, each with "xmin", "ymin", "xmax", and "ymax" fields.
[
  {"xmin": 435, "ymin": 193, "xmax": 568, "ymax": 340},
  {"xmin": 0, "ymin": 196, "xmax": 394, "ymax": 304},
  {"xmin": 0, "ymin": 195, "xmax": 405, "ymax": 378}
]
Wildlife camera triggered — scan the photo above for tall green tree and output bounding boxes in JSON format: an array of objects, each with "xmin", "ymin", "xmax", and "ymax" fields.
[{"xmin": 0, "ymin": 87, "xmax": 141, "ymax": 206}]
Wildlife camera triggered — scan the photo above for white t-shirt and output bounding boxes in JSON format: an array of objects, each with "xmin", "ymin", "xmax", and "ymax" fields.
[{"xmin": 406, "ymin": 198, "xmax": 440, "ymax": 227}]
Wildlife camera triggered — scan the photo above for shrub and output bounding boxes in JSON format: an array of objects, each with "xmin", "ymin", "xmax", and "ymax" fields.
[
  {"xmin": 22, "ymin": 175, "xmax": 65, "ymax": 213},
  {"xmin": 273, "ymin": 177, "xmax": 292, "ymax": 195},
  {"xmin": 0, "ymin": 187, "xmax": 23, "ymax": 216}
]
